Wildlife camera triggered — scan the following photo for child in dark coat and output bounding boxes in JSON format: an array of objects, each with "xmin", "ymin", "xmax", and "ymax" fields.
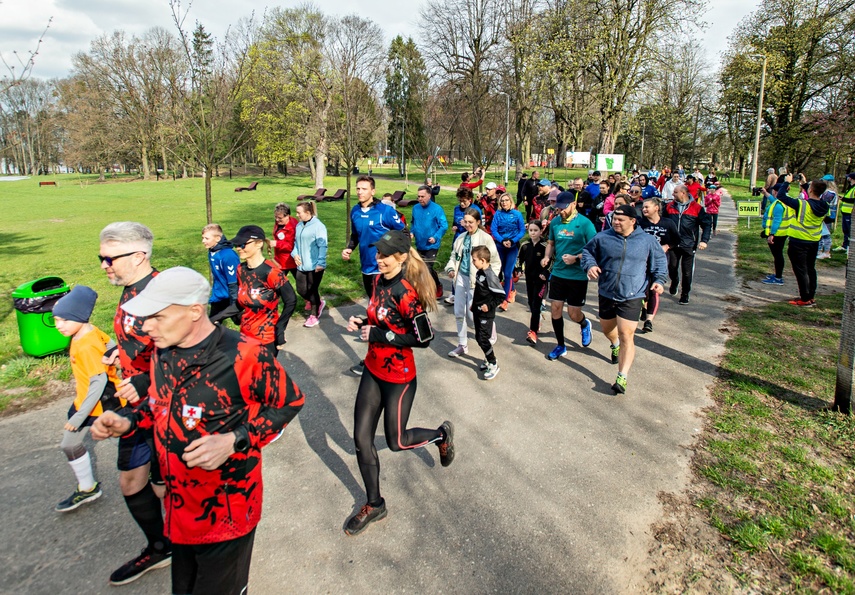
[{"xmin": 471, "ymin": 245, "xmax": 506, "ymax": 380}]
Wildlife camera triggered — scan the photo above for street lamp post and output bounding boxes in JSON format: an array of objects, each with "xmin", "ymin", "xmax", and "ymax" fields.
[
  {"xmin": 749, "ymin": 54, "xmax": 768, "ymax": 191},
  {"xmin": 498, "ymin": 91, "xmax": 510, "ymax": 185}
]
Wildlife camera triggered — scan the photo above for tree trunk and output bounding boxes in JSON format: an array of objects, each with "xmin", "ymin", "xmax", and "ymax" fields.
[
  {"xmin": 141, "ymin": 144, "xmax": 151, "ymax": 180},
  {"xmin": 204, "ymin": 165, "xmax": 213, "ymax": 224},
  {"xmin": 314, "ymin": 149, "xmax": 325, "ymax": 190},
  {"xmin": 345, "ymin": 170, "xmax": 352, "ymax": 239}
]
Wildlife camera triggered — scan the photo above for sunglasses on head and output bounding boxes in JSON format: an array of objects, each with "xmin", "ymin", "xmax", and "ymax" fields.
[{"xmin": 98, "ymin": 251, "xmax": 140, "ymax": 266}]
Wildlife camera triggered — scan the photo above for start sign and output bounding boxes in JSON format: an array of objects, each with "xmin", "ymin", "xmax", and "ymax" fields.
[{"xmin": 737, "ymin": 201, "xmax": 761, "ymax": 217}]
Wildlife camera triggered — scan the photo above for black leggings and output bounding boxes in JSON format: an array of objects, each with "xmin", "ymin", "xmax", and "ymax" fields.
[
  {"xmin": 527, "ymin": 278, "xmax": 547, "ymax": 332},
  {"xmin": 668, "ymin": 247, "xmax": 696, "ymax": 297},
  {"xmin": 768, "ymin": 235, "xmax": 786, "ymax": 278},
  {"xmin": 294, "ymin": 269, "xmax": 325, "ymax": 316},
  {"xmin": 788, "ymin": 240, "xmax": 819, "ymax": 301},
  {"xmin": 353, "ymin": 368, "xmax": 442, "ymax": 506}
]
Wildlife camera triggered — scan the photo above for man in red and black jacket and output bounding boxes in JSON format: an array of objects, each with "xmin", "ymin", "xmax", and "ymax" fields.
[
  {"xmin": 99, "ymin": 221, "xmax": 171, "ymax": 586},
  {"xmin": 92, "ymin": 267, "xmax": 304, "ymax": 595},
  {"xmin": 664, "ymin": 184, "xmax": 712, "ymax": 304}
]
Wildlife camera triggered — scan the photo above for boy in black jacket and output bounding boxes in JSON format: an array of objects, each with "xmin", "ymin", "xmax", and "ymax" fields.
[{"xmin": 471, "ymin": 245, "xmax": 506, "ymax": 380}]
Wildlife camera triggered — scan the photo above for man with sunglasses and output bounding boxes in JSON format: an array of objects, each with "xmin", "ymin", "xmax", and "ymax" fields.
[{"xmin": 98, "ymin": 221, "xmax": 172, "ymax": 586}]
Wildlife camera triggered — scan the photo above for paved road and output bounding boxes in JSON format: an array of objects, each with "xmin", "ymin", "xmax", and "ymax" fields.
[{"xmin": 0, "ymin": 201, "xmax": 738, "ymax": 594}]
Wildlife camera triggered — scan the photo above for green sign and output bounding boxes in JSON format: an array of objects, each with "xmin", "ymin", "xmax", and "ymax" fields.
[{"xmin": 737, "ymin": 201, "xmax": 761, "ymax": 217}]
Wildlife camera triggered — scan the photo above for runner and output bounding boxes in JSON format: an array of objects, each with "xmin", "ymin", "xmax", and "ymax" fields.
[
  {"xmin": 664, "ymin": 184, "xmax": 711, "ymax": 304},
  {"xmin": 291, "ymin": 201, "xmax": 328, "ymax": 328},
  {"xmin": 202, "ymin": 223, "xmax": 240, "ymax": 323},
  {"xmin": 91, "ymin": 267, "xmax": 305, "ymax": 594},
  {"xmin": 98, "ymin": 222, "xmax": 171, "ymax": 585},
  {"xmin": 638, "ymin": 198, "xmax": 678, "ymax": 333},
  {"xmin": 227, "ymin": 225, "xmax": 297, "ymax": 354},
  {"xmin": 541, "ymin": 191, "xmax": 598, "ymax": 360},
  {"xmin": 344, "ymin": 230, "xmax": 454, "ymax": 535},
  {"xmin": 269, "ymin": 203, "xmax": 298, "ymax": 278},
  {"xmin": 411, "ymin": 185, "xmax": 449, "ymax": 299},
  {"xmin": 516, "ymin": 219, "xmax": 551, "ymax": 344},
  {"xmin": 491, "ymin": 192, "xmax": 526, "ymax": 311},
  {"xmin": 581, "ymin": 205, "xmax": 668, "ymax": 394},
  {"xmin": 444, "ymin": 209, "xmax": 500, "ymax": 358}
]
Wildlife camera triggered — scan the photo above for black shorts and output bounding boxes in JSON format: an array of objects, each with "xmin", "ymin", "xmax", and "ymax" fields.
[
  {"xmin": 172, "ymin": 528, "xmax": 256, "ymax": 595},
  {"xmin": 117, "ymin": 429, "xmax": 152, "ymax": 472},
  {"xmin": 598, "ymin": 295, "xmax": 644, "ymax": 321},
  {"xmin": 548, "ymin": 277, "xmax": 588, "ymax": 307}
]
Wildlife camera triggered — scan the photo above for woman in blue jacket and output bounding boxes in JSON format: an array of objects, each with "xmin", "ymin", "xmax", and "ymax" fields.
[
  {"xmin": 491, "ymin": 193, "xmax": 526, "ymax": 309},
  {"xmin": 291, "ymin": 201, "xmax": 328, "ymax": 328}
]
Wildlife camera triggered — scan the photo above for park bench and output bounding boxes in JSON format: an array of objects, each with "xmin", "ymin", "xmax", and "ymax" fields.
[
  {"xmin": 297, "ymin": 188, "xmax": 327, "ymax": 201},
  {"xmin": 234, "ymin": 181, "xmax": 258, "ymax": 192},
  {"xmin": 319, "ymin": 188, "xmax": 346, "ymax": 202},
  {"xmin": 389, "ymin": 190, "xmax": 406, "ymax": 203},
  {"xmin": 39, "ymin": 181, "xmax": 57, "ymax": 187}
]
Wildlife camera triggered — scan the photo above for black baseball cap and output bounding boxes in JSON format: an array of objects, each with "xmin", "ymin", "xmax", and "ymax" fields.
[
  {"xmin": 229, "ymin": 225, "xmax": 266, "ymax": 246},
  {"xmin": 371, "ymin": 230, "xmax": 411, "ymax": 255},
  {"xmin": 613, "ymin": 204, "xmax": 637, "ymax": 219}
]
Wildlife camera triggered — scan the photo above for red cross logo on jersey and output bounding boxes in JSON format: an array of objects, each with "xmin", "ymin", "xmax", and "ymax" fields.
[
  {"xmin": 123, "ymin": 314, "xmax": 136, "ymax": 334},
  {"xmin": 182, "ymin": 404, "xmax": 203, "ymax": 430}
]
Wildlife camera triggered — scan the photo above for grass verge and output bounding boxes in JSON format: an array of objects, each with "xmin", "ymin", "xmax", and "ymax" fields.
[{"xmin": 682, "ymin": 179, "xmax": 855, "ymax": 592}]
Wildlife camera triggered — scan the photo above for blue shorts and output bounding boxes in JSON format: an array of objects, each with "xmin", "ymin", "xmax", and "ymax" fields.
[{"xmin": 116, "ymin": 428, "xmax": 163, "ymax": 484}]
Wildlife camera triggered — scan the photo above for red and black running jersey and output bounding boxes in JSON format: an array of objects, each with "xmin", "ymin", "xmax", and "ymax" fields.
[
  {"xmin": 364, "ymin": 272, "xmax": 430, "ymax": 383},
  {"xmin": 132, "ymin": 325, "xmax": 304, "ymax": 544},
  {"xmin": 237, "ymin": 260, "xmax": 289, "ymax": 345},
  {"xmin": 114, "ymin": 270, "xmax": 157, "ymax": 397}
]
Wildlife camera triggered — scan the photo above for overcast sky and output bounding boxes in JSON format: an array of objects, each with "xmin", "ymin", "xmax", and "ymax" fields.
[{"xmin": 2, "ymin": 0, "xmax": 759, "ymax": 81}]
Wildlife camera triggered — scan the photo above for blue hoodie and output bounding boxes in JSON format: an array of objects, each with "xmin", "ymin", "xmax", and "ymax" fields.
[
  {"xmin": 490, "ymin": 208, "xmax": 526, "ymax": 244},
  {"xmin": 291, "ymin": 216, "xmax": 328, "ymax": 271},
  {"xmin": 208, "ymin": 237, "xmax": 241, "ymax": 303},
  {"xmin": 411, "ymin": 200, "xmax": 449, "ymax": 251},
  {"xmin": 453, "ymin": 203, "xmax": 481, "ymax": 239},
  {"xmin": 581, "ymin": 227, "xmax": 667, "ymax": 302},
  {"xmin": 347, "ymin": 200, "xmax": 405, "ymax": 274}
]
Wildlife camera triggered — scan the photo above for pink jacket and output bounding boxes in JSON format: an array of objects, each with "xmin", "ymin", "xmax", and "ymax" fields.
[
  {"xmin": 704, "ymin": 189, "xmax": 722, "ymax": 215},
  {"xmin": 602, "ymin": 193, "xmax": 617, "ymax": 214}
]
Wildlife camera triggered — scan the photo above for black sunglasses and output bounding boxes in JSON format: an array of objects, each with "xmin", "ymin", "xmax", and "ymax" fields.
[{"xmin": 98, "ymin": 251, "xmax": 140, "ymax": 266}]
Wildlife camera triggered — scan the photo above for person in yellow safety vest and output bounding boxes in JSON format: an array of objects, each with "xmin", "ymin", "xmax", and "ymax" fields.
[
  {"xmin": 760, "ymin": 185, "xmax": 795, "ymax": 285},
  {"xmin": 769, "ymin": 174, "xmax": 830, "ymax": 307},
  {"xmin": 835, "ymin": 172, "xmax": 855, "ymax": 252}
]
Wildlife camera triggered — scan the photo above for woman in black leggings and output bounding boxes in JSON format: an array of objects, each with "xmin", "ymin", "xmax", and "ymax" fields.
[
  {"xmin": 292, "ymin": 201, "xmax": 328, "ymax": 328},
  {"xmin": 344, "ymin": 229, "xmax": 455, "ymax": 536}
]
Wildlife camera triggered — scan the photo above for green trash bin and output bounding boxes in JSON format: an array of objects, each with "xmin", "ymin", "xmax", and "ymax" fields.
[{"xmin": 11, "ymin": 276, "xmax": 72, "ymax": 357}]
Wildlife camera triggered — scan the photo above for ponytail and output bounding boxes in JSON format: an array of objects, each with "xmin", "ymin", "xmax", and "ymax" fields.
[{"xmin": 402, "ymin": 248, "xmax": 437, "ymax": 312}]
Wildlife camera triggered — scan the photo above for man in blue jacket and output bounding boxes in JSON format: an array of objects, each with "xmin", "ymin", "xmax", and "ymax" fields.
[
  {"xmin": 411, "ymin": 185, "xmax": 449, "ymax": 298},
  {"xmin": 203, "ymin": 223, "xmax": 241, "ymax": 324},
  {"xmin": 582, "ymin": 204, "xmax": 668, "ymax": 395}
]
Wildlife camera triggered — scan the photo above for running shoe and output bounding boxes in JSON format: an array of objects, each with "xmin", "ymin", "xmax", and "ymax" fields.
[
  {"xmin": 508, "ymin": 289, "xmax": 516, "ymax": 303},
  {"xmin": 834, "ymin": 246, "xmax": 848, "ymax": 252},
  {"xmin": 612, "ymin": 374, "xmax": 627, "ymax": 395},
  {"xmin": 669, "ymin": 280, "xmax": 678, "ymax": 295},
  {"xmin": 55, "ymin": 482, "xmax": 102, "ymax": 513},
  {"xmin": 761, "ymin": 277, "xmax": 784, "ymax": 285},
  {"xmin": 479, "ymin": 360, "xmax": 489, "ymax": 370},
  {"xmin": 499, "ymin": 300, "xmax": 509, "ymax": 312},
  {"xmin": 303, "ymin": 315, "xmax": 320, "ymax": 328},
  {"xmin": 437, "ymin": 421, "xmax": 455, "ymax": 467},
  {"xmin": 817, "ymin": 252, "xmax": 831, "ymax": 259},
  {"xmin": 678, "ymin": 295, "xmax": 690, "ymax": 305},
  {"xmin": 109, "ymin": 547, "xmax": 172, "ymax": 586},
  {"xmin": 483, "ymin": 362, "xmax": 500, "ymax": 380},
  {"xmin": 445, "ymin": 295, "xmax": 455, "ymax": 305},
  {"xmin": 788, "ymin": 299, "xmax": 815, "ymax": 307},
  {"xmin": 580, "ymin": 319, "xmax": 593, "ymax": 347},
  {"xmin": 610, "ymin": 344, "xmax": 620, "ymax": 364},
  {"xmin": 526, "ymin": 330, "xmax": 537, "ymax": 344},
  {"xmin": 546, "ymin": 345, "xmax": 567, "ymax": 361},
  {"xmin": 318, "ymin": 298, "xmax": 326, "ymax": 318},
  {"xmin": 642, "ymin": 320, "xmax": 653, "ymax": 333},
  {"xmin": 448, "ymin": 344, "xmax": 468, "ymax": 358},
  {"xmin": 349, "ymin": 360, "xmax": 365, "ymax": 375},
  {"xmin": 344, "ymin": 500, "xmax": 387, "ymax": 536}
]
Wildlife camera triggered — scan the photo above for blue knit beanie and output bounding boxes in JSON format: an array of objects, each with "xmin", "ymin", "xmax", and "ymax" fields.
[{"xmin": 53, "ymin": 285, "xmax": 97, "ymax": 323}]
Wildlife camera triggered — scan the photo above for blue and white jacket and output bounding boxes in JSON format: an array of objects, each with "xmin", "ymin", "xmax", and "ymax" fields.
[
  {"xmin": 347, "ymin": 200, "xmax": 405, "ymax": 274},
  {"xmin": 208, "ymin": 237, "xmax": 240, "ymax": 303}
]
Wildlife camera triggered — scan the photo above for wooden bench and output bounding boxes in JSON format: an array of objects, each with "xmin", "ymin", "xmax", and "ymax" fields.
[
  {"xmin": 39, "ymin": 181, "xmax": 57, "ymax": 187},
  {"xmin": 297, "ymin": 188, "xmax": 327, "ymax": 201},
  {"xmin": 234, "ymin": 181, "xmax": 258, "ymax": 192},
  {"xmin": 319, "ymin": 189, "xmax": 346, "ymax": 202}
]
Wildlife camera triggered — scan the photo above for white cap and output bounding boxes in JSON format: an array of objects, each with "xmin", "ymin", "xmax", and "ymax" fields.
[
  {"xmin": 485, "ymin": 182, "xmax": 497, "ymax": 190},
  {"xmin": 122, "ymin": 267, "xmax": 211, "ymax": 317}
]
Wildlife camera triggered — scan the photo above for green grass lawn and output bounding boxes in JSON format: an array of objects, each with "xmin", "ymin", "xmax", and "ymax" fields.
[
  {"xmin": 689, "ymin": 177, "xmax": 855, "ymax": 592},
  {"xmin": 0, "ymin": 169, "xmax": 468, "ymax": 411}
]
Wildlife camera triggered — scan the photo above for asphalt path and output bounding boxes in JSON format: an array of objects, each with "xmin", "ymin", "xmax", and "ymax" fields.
[{"xmin": 0, "ymin": 200, "xmax": 738, "ymax": 594}]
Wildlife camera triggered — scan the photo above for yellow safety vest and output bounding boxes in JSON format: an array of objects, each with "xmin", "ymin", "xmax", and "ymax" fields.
[
  {"xmin": 841, "ymin": 188, "xmax": 855, "ymax": 215},
  {"xmin": 787, "ymin": 199, "xmax": 825, "ymax": 241},
  {"xmin": 764, "ymin": 199, "xmax": 793, "ymax": 237}
]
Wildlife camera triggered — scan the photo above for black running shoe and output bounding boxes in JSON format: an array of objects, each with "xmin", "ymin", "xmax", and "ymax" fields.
[
  {"xmin": 642, "ymin": 320, "xmax": 653, "ymax": 333},
  {"xmin": 55, "ymin": 482, "xmax": 102, "ymax": 512},
  {"xmin": 669, "ymin": 280, "xmax": 678, "ymax": 295},
  {"xmin": 679, "ymin": 295, "xmax": 689, "ymax": 305},
  {"xmin": 438, "ymin": 421, "xmax": 455, "ymax": 467},
  {"xmin": 109, "ymin": 547, "xmax": 172, "ymax": 586},
  {"xmin": 344, "ymin": 500, "xmax": 387, "ymax": 536},
  {"xmin": 349, "ymin": 360, "xmax": 365, "ymax": 375}
]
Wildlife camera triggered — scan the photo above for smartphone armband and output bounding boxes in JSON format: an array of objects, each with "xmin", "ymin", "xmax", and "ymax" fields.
[{"xmin": 412, "ymin": 312, "xmax": 434, "ymax": 344}]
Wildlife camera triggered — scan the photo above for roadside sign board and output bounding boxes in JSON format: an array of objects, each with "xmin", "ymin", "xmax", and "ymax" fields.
[{"xmin": 737, "ymin": 201, "xmax": 761, "ymax": 217}]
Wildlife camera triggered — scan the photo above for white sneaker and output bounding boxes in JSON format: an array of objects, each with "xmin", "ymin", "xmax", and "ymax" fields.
[
  {"xmin": 483, "ymin": 362, "xmax": 500, "ymax": 380},
  {"xmin": 448, "ymin": 344, "xmax": 468, "ymax": 358},
  {"xmin": 479, "ymin": 360, "xmax": 489, "ymax": 370},
  {"xmin": 444, "ymin": 295, "xmax": 455, "ymax": 305}
]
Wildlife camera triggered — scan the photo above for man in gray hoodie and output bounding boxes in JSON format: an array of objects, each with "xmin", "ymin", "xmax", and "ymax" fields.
[{"xmin": 581, "ymin": 204, "xmax": 668, "ymax": 395}]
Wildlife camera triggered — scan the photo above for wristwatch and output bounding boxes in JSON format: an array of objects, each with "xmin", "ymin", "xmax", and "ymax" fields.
[
  {"xmin": 386, "ymin": 330, "xmax": 396, "ymax": 343},
  {"xmin": 233, "ymin": 427, "xmax": 250, "ymax": 453}
]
